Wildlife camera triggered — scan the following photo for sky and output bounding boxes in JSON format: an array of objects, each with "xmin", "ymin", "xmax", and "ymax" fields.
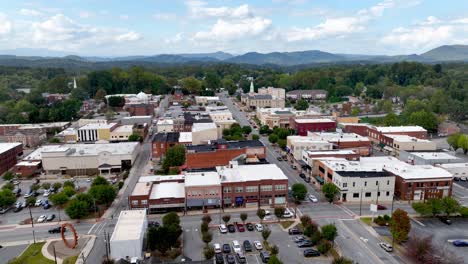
[{"xmin": 0, "ymin": 0, "xmax": 467, "ymax": 56}]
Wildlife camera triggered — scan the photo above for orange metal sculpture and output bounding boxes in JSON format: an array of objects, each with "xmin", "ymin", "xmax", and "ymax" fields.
[{"xmin": 61, "ymin": 223, "xmax": 78, "ymax": 249}]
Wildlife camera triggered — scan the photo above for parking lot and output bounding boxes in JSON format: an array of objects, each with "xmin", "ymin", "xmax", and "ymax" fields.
[{"xmin": 211, "ymin": 223, "xmax": 330, "ymax": 264}]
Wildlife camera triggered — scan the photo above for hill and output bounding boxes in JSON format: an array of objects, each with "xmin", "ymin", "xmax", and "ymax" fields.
[
  {"xmin": 421, "ymin": 45, "xmax": 468, "ymax": 61},
  {"xmin": 226, "ymin": 50, "xmax": 345, "ymax": 65}
]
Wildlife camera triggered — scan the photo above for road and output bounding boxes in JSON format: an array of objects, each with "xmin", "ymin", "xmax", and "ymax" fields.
[{"xmin": 219, "ymin": 93, "xmax": 405, "ymax": 264}]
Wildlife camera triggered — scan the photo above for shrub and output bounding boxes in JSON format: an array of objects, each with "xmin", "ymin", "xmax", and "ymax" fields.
[
  {"xmin": 201, "ymin": 222, "xmax": 209, "ymax": 233},
  {"xmin": 317, "ymin": 240, "xmax": 332, "ymax": 254},
  {"xmin": 203, "ymin": 246, "xmax": 215, "ymax": 260},
  {"xmin": 270, "ymin": 244, "xmax": 279, "ymax": 255},
  {"xmin": 460, "ymin": 207, "xmax": 468, "ymax": 218},
  {"xmin": 118, "ymin": 181, "xmax": 124, "ymax": 189},
  {"xmin": 310, "ymin": 230, "xmax": 322, "ymax": 245},
  {"xmin": 202, "ymin": 232, "xmax": 213, "ymax": 244},
  {"xmin": 383, "ymin": 214, "xmax": 391, "ymax": 221},
  {"xmin": 202, "ymin": 214, "xmax": 212, "ymax": 224}
]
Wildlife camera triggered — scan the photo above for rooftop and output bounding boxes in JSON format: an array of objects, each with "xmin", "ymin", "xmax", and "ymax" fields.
[
  {"xmin": 374, "ymin": 126, "xmax": 427, "ymax": 133},
  {"xmin": 384, "ymin": 165, "xmax": 453, "ymax": 180},
  {"xmin": 179, "ymin": 132, "xmax": 192, "ymax": 143},
  {"xmin": 185, "ymin": 171, "xmax": 220, "ymax": 187},
  {"xmin": 157, "ymin": 119, "xmax": 174, "ymax": 125},
  {"xmin": 112, "ymin": 125, "xmax": 134, "ymax": 133},
  {"xmin": 152, "ymin": 132, "xmax": 180, "ymax": 143},
  {"xmin": 15, "ymin": 160, "xmax": 41, "ymax": 166},
  {"xmin": 436, "ymin": 163, "xmax": 468, "ymax": 169},
  {"xmin": 306, "ymin": 132, "xmax": 369, "ymax": 142},
  {"xmin": 31, "ymin": 142, "xmax": 139, "ymax": 158},
  {"xmin": 383, "ymin": 134, "xmax": 432, "ymax": 142},
  {"xmin": 304, "ymin": 150, "xmax": 357, "ymax": 156},
  {"xmin": 217, "ymin": 163, "xmax": 288, "ymax": 183},
  {"xmin": 192, "ymin": 122, "xmax": 217, "ymax": 132},
  {"xmin": 0, "ymin": 143, "xmax": 22, "ymax": 154},
  {"xmin": 131, "ymin": 182, "xmax": 152, "ymax": 196},
  {"xmin": 186, "ymin": 140, "xmax": 264, "ymax": 153},
  {"xmin": 336, "ymin": 171, "xmax": 393, "ymax": 178},
  {"xmin": 409, "ymin": 152, "xmax": 460, "ymax": 160},
  {"xmin": 150, "ymin": 182, "xmax": 185, "ymax": 200},
  {"xmin": 138, "ymin": 175, "xmax": 185, "ymax": 183},
  {"xmin": 110, "ymin": 210, "xmax": 146, "ymax": 242},
  {"xmin": 294, "ymin": 118, "xmax": 335, "ymax": 124},
  {"xmin": 79, "ymin": 123, "xmax": 117, "ymax": 130}
]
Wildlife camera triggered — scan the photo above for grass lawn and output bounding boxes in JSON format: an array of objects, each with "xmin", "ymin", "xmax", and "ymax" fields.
[
  {"xmin": 8, "ymin": 242, "xmax": 54, "ymax": 264},
  {"xmin": 360, "ymin": 217, "xmax": 373, "ymax": 226},
  {"xmin": 279, "ymin": 220, "xmax": 295, "ymax": 229},
  {"xmin": 63, "ymin": 255, "xmax": 78, "ymax": 264}
]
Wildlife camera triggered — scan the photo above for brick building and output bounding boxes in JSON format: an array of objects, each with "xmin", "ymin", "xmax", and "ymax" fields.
[
  {"xmin": 290, "ymin": 118, "xmax": 336, "ymax": 136},
  {"xmin": 152, "ymin": 132, "xmax": 182, "ymax": 159},
  {"xmin": 186, "ymin": 140, "xmax": 266, "ymax": 170},
  {"xmin": 125, "ymin": 103, "xmax": 155, "ymax": 116},
  {"xmin": 1, "ymin": 128, "xmax": 46, "ymax": 148},
  {"xmin": 341, "ymin": 124, "xmax": 427, "ymax": 144},
  {"xmin": 12, "ymin": 160, "xmax": 42, "ymax": 177},
  {"xmin": 0, "ymin": 143, "xmax": 23, "ymax": 175}
]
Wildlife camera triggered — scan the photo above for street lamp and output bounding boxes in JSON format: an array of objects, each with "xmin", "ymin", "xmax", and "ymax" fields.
[{"xmin": 28, "ymin": 205, "xmax": 36, "ymax": 243}]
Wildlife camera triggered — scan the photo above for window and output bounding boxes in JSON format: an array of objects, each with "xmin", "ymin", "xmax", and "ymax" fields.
[
  {"xmin": 377, "ymin": 191, "xmax": 381, "ymax": 197},
  {"xmin": 319, "ymin": 166, "xmax": 325, "ymax": 173},
  {"xmin": 365, "ymin": 192, "xmax": 371, "ymax": 197},
  {"xmin": 223, "ymin": 187, "xmax": 232, "ymax": 193},
  {"xmin": 352, "ymin": 182, "xmax": 355, "ymax": 187},
  {"xmin": 343, "ymin": 183, "xmax": 347, "ymax": 188},
  {"xmin": 141, "ymin": 200, "xmax": 148, "ymax": 205},
  {"xmin": 387, "ymin": 180, "xmax": 390, "ymax": 185},
  {"xmin": 376, "ymin": 181, "xmax": 379, "ymax": 186},
  {"xmin": 275, "ymin": 185, "xmax": 287, "ymax": 191},
  {"xmin": 386, "ymin": 191, "xmax": 390, "ymax": 196},
  {"xmin": 131, "ymin": 200, "xmax": 138, "ymax": 205},
  {"xmin": 246, "ymin": 186, "xmax": 258, "ymax": 192},
  {"xmin": 353, "ymin": 193, "xmax": 359, "ymax": 198},
  {"xmin": 235, "ymin": 187, "xmax": 243, "ymax": 193},
  {"xmin": 260, "ymin": 185, "xmax": 272, "ymax": 192},
  {"xmin": 364, "ymin": 181, "xmax": 367, "ymax": 187}
]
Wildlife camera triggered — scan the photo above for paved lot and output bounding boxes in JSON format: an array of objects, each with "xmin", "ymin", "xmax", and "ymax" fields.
[
  {"xmin": 0, "ymin": 244, "xmax": 28, "ymax": 264},
  {"xmin": 412, "ymin": 218, "xmax": 468, "ymax": 263}
]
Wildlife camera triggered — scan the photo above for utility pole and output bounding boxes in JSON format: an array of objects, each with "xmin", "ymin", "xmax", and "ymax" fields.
[
  {"xmin": 28, "ymin": 205, "xmax": 36, "ymax": 244},
  {"xmin": 53, "ymin": 244, "xmax": 57, "ymax": 264},
  {"xmin": 390, "ymin": 194, "xmax": 395, "ymax": 248},
  {"xmin": 359, "ymin": 188, "xmax": 363, "ymax": 216}
]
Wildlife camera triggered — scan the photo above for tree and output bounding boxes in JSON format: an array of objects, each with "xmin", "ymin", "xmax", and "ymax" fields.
[
  {"xmin": 63, "ymin": 180, "xmax": 75, "ymax": 189},
  {"xmin": 291, "ymin": 183, "xmax": 307, "ymax": 202},
  {"xmin": 50, "ymin": 192, "xmax": 69, "ymax": 221},
  {"xmin": 274, "ymin": 207, "xmax": 285, "ymax": 219},
  {"xmin": 257, "ymin": 209, "xmax": 266, "ymax": 223},
  {"xmin": 162, "ymin": 145, "xmax": 186, "ymax": 172},
  {"xmin": 89, "ymin": 185, "xmax": 117, "ymax": 205},
  {"xmin": 303, "ymin": 224, "xmax": 318, "ymax": 238},
  {"xmin": 459, "ymin": 206, "xmax": 468, "ymax": 218},
  {"xmin": 53, "ymin": 182, "xmax": 63, "ymax": 191},
  {"xmin": 163, "ymin": 212, "xmax": 181, "ymax": 227},
  {"xmin": 262, "ymin": 229, "xmax": 271, "ymax": 241},
  {"xmin": 201, "ymin": 221, "xmax": 209, "ymax": 233},
  {"xmin": 202, "ymin": 231, "xmax": 213, "ymax": 244},
  {"xmin": 447, "ymin": 133, "xmax": 461, "ymax": 150},
  {"xmin": 457, "ymin": 134, "xmax": 468, "ymax": 154},
  {"xmin": 2, "ymin": 182, "xmax": 14, "ymax": 190},
  {"xmin": 65, "ymin": 199, "xmax": 89, "ymax": 219},
  {"xmin": 351, "ymin": 107, "xmax": 361, "ymax": 116},
  {"xmin": 382, "ymin": 113, "xmax": 400, "ymax": 126},
  {"xmin": 295, "ymin": 99, "xmax": 309, "ymax": 110},
  {"xmin": 94, "ymin": 89, "xmax": 107, "ymax": 101},
  {"xmin": 222, "ymin": 214, "xmax": 231, "ymax": 224},
  {"xmin": 300, "ymin": 215, "xmax": 313, "ymax": 227},
  {"xmin": 408, "ymin": 110, "xmax": 438, "ymax": 132},
  {"xmin": 202, "ymin": 214, "xmax": 212, "ymax": 224},
  {"xmin": 26, "ymin": 196, "xmax": 36, "ymax": 206},
  {"xmin": 411, "ymin": 202, "xmax": 432, "ymax": 216},
  {"xmin": 62, "ymin": 186, "xmax": 76, "ymax": 197},
  {"xmin": 322, "ymin": 183, "xmax": 339, "ymax": 203},
  {"xmin": 240, "ymin": 213, "xmax": 248, "ymax": 223},
  {"xmin": 252, "ymin": 134, "xmax": 260, "ymax": 140},
  {"xmin": 31, "ymin": 184, "xmax": 40, "ymax": 192},
  {"xmin": 267, "ymin": 255, "xmax": 283, "ymax": 264},
  {"xmin": 0, "ymin": 189, "xmax": 16, "ymax": 208},
  {"xmin": 317, "ymin": 240, "xmax": 332, "ymax": 254},
  {"xmin": 405, "ymin": 234, "xmax": 463, "ymax": 264},
  {"xmin": 242, "ymin": 126, "xmax": 252, "ymax": 135},
  {"xmin": 268, "ymin": 134, "xmax": 278, "ymax": 144},
  {"xmin": 92, "ymin": 176, "xmax": 109, "ymax": 187},
  {"xmin": 332, "ymin": 257, "xmax": 354, "ymax": 264},
  {"xmin": 390, "ymin": 209, "xmax": 411, "ymax": 244},
  {"xmin": 321, "ymin": 224, "xmax": 338, "ymax": 242},
  {"xmin": 128, "ymin": 134, "xmax": 142, "ymax": 142},
  {"xmin": 278, "ymin": 139, "xmax": 287, "ymax": 149},
  {"xmin": 3, "ymin": 171, "xmax": 14, "ymax": 181},
  {"xmin": 41, "ymin": 183, "xmax": 51, "ymax": 190},
  {"xmin": 441, "ymin": 196, "xmax": 460, "ymax": 217},
  {"xmin": 203, "ymin": 245, "xmax": 215, "ymax": 260},
  {"xmin": 107, "ymin": 96, "xmax": 125, "ymax": 107},
  {"xmin": 182, "ymin": 77, "xmax": 202, "ymax": 94}
]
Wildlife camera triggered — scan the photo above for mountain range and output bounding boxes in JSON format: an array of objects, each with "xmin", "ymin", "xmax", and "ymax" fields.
[{"xmin": 0, "ymin": 45, "xmax": 467, "ymax": 68}]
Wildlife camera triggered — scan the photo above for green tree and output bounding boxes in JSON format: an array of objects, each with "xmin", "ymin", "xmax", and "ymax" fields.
[
  {"xmin": 53, "ymin": 182, "xmax": 63, "ymax": 191},
  {"xmin": 202, "ymin": 231, "xmax": 213, "ymax": 244},
  {"xmin": 322, "ymin": 183, "xmax": 339, "ymax": 203},
  {"xmin": 332, "ymin": 256, "xmax": 354, "ymax": 264},
  {"xmin": 202, "ymin": 214, "xmax": 212, "ymax": 224},
  {"xmin": 240, "ymin": 213, "xmax": 248, "ymax": 223},
  {"xmin": 382, "ymin": 113, "xmax": 400, "ymax": 126},
  {"xmin": 291, "ymin": 183, "xmax": 307, "ymax": 202},
  {"xmin": 295, "ymin": 99, "xmax": 309, "ymax": 110},
  {"xmin": 278, "ymin": 139, "xmax": 287, "ymax": 149},
  {"xmin": 89, "ymin": 185, "xmax": 117, "ymax": 205},
  {"xmin": 390, "ymin": 209, "xmax": 411, "ymax": 244},
  {"xmin": 441, "ymin": 196, "xmax": 460, "ymax": 217},
  {"xmin": 411, "ymin": 202, "xmax": 431, "ymax": 216},
  {"xmin": 268, "ymin": 134, "xmax": 278, "ymax": 144},
  {"xmin": 222, "ymin": 214, "xmax": 231, "ymax": 224},
  {"xmin": 107, "ymin": 96, "xmax": 125, "ymax": 107},
  {"xmin": 0, "ymin": 189, "xmax": 16, "ymax": 208},
  {"xmin": 41, "ymin": 183, "xmax": 51, "ymax": 190},
  {"xmin": 351, "ymin": 107, "xmax": 361, "ymax": 116},
  {"xmin": 257, "ymin": 209, "xmax": 266, "ymax": 223},
  {"xmin": 317, "ymin": 240, "xmax": 332, "ymax": 254},
  {"xmin": 242, "ymin": 126, "xmax": 252, "ymax": 135},
  {"xmin": 262, "ymin": 229, "xmax": 271, "ymax": 241},
  {"xmin": 252, "ymin": 134, "xmax": 260, "ymax": 140},
  {"xmin": 65, "ymin": 199, "xmax": 89, "ymax": 219},
  {"xmin": 457, "ymin": 135, "xmax": 468, "ymax": 154},
  {"xmin": 31, "ymin": 184, "xmax": 40, "ymax": 192},
  {"xmin": 2, "ymin": 182, "xmax": 14, "ymax": 190},
  {"xmin": 128, "ymin": 134, "xmax": 142, "ymax": 142},
  {"xmin": 321, "ymin": 224, "xmax": 338, "ymax": 242},
  {"xmin": 92, "ymin": 176, "xmax": 109, "ymax": 187},
  {"xmin": 50, "ymin": 192, "xmax": 69, "ymax": 221},
  {"xmin": 26, "ymin": 196, "xmax": 36, "ymax": 207},
  {"xmin": 62, "ymin": 186, "xmax": 76, "ymax": 197},
  {"xmin": 203, "ymin": 245, "xmax": 215, "ymax": 260},
  {"xmin": 2, "ymin": 171, "xmax": 14, "ymax": 181},
  {"xmin": 267, "ymin": 255, "xmax": 283, "ymax": 264},
  {"xmin": 162, "ymin": 212, "xmax": 181, "ymax": 227},
  {"xmin": 182, "ymin": 77, "xmax": 202, "ymax": 94},
  {"xmin": 408, "ymin": 110, "xmax": 438, "ymax": 132},
  {"xmin": 162, "ymin": 145, "xmax": 186, "ymax": 172},
  {"xmin": 63, "ymin": 180, "xmax": 75, "ymax": 189},
  {"xmin": 274, "ymin": 206, "xmax": 285, "ymax": 219},
  {"xmin": 201, "ymin": 221, "xmax": 209, "ymax": 233},
  {"xmin": 459, "ymin": 206, "xmax": 468, "ymax": 217},
  {"xmin": 447, "ymin": 133, "xmax": 461, "ymax": 151}
]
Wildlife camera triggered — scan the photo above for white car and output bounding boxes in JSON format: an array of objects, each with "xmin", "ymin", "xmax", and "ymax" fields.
[
  {"xmin": 35, "ymin": 199, "xmax": 42, "ymax": 207},
  {"xmin": 219, "ymin": 224, "xmax": 228, "ymax": 234},
  {"xmin": 253, "ymin": 241, "xmax": 263, "ymax": 250},
  {"xmin": 264, "ymin": 210, "xmax": 271, "ymax": 216},
  {"xmin": 308, "ymin": 195, "xmax": 318, "ymax": 203},
  {"xmin": 255, "ymin": 223, "xmax": 264, "ymax": 232},
  {"xmin": 213, "ymin": 243, "xmax": 221, "ymax": 253},
  {"xmin": 37, "ymin": 215, "xmax": 47, "ymax": 223},
  {"xmin": 379, "ymin": 242, "xmax": 393, "ymax": 252},
  {"xmin": 283, "ymin": 209, "xmax": 293, "ymax": 218},
  {"xmin": 43, "ymin": 191, "xmax": 50, "ymax": 197},
  {"xmin": 232, "ymin": 240, "xmax": 242, "ymax": 253}
]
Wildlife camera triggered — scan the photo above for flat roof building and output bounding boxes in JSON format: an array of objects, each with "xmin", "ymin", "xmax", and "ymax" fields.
[{"xmin": 110, "ymin": 210, "xmax": 147, "ymax": 261}]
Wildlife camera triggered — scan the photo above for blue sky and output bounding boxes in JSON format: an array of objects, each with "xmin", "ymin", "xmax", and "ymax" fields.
[{"xmin": 0, "ymin": 0, "xmax": 467, "ymax": 56}]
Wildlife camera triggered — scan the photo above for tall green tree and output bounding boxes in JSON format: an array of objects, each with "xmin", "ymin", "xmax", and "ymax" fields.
[
  {"xmin": 291, "ymin": 183, "xmax": 307, "ymax": 202},
  {"xmin": 295, "ymin": 99, "xmax": 309, "ymax": 110},
  {"xmin": 441, "ymin": 196, "xmax": 460, "ymax": 217},
  {"xmin": 322, "ymin": 183, "xmax": 339, "ymax": 203},
  {"xmin": 162, "ymin": 145, "xmax": 186, "ymax": 172},
  {"xmin": 390, "ymin": 209, "xmax": 411, "ymax": 244}
]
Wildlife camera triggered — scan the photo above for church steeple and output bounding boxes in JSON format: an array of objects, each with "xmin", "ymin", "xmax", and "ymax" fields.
[{"xmin": 249, "ymin": 81, "xmax": 254, "ymax": 94}]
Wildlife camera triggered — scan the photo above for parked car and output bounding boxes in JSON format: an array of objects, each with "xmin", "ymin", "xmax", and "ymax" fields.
[
  {"xmin": 12, "ymin": 180, "xmax": 20, "ymax": 185},
  {"xmin": 236, "ymin": 252, "xmax": 246, "ymax": 264},
  {"xmin": 291, "ymin": 165, "xmax": 297, "ymax": 170},
  {"xmin": 43, "ymin": 201, "xmax": 51, "ymax": 210},
  {"xmin": 377, "ymin": 204, "xmax": 387, "ymax": 210},
  {"xmin": 219, "ymin": 224, "xmax": 228, "ymax": 234},
  {"xmin": 46, "ymin": 214, "xmax": 55, "ymax": 221},
  {"xmin": 214, "ymin": 243, "xmax": 221, "ymax": 253},
  {"xmin": 276, "ymin": 157, "xmax": 283, "ymax": 161},
  {"xmin": 283, "ymin": 208, "xmax": 293, "ymax": 218},
  {"xmin": 308, "ymin": 195, "xmax": 318, "ymax": 203},
  {"xmin": 226, "ymin": 254, "xmax": 235, "ymax": 264},
  {"xmin": 255, "ymin": 223, "xmax": 264, "ymax": 232},
  {"xmin": 13, "ymin": 206, "xmax": 23, "ymax": 213},
  {"xmin": 260, "ymin": 251, "xmax": 270, "ymax": 263},
  {"xmin": 37, "ymin": 215, "xmax": 47, "ymax": 223},
  {"xmin": 148, "ymin": 221, "xmax": 160, "ymax": 228},
  {"xmin": 293, "ymin": 236, "xmax": 306, "ymax": 243},
  {"xmin": 304, "ymin": 249, "xmax": 320, "ymax": 257},
  {"xmin": 227, "ymin": 224, "xmax": 236, "ymax": 233},
  {"xmin": 304, "ymin": 177, "xmax": 311, "ymax": 183},
  {"xmin": 453, "ymin": 240, "xmax": 468, "ymax": 247},
  {"xmin": 43, "ymin": 190, "xmax": 50, "ymax": 197},
  {"xmin": 0, "ymin": 207, "xmax": 11, "ymax": 214},
  {"xmin": 232, "ymin": 240, "xmax": 242, "ymax": 254},
  {"xmin": 297, "ymin": 240, "xmax": 313, "ymax": 248},
  {"xmin": 288, "ymin": 227, "xmax": 302, "ymax": 235},
  {"xmin": 439, "ymin": 217, "xmax": 452, "ymax": 225},
  {"xmin": 379, "ymin": 242, "xmax": 393, "ymax": 252},
  {"xmin": 236, "ymin": 222, "xmax": 245, "ymax": 232},
  {"xmin": 222, "ymin": 244, "xmax": 231, "ymax": 253},
  {"xmin": 246, "ymin": 223, "xmax": 254, "ymax": 231},
  {"xmin": 243, "ymin": 240, "xmax": 252, "ymax": 252},
  {"xmin": 215, "ymin": 253, "xmax": 224, "ymax": 264},
  {"xmin": 35, "ymin": 199, "xmax": 42, "ymax": 207},
  {"xmin": 21, "ymin": 201, "xmax": 26, "ymax": 208},
  {"xmin": 299, "ymin": 173, "xmax": 306, "ymax": 179},
  {"xmin": 253, "ymin": 241, "xmax": 263, "ymax": 250}
]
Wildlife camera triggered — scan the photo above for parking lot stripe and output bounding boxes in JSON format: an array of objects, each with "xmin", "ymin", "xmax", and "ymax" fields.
[{"xmin": 88, "ymin": 222, "xmax": 97, "ymax": 235}]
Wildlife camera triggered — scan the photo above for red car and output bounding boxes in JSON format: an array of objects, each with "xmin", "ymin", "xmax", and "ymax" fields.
[
  {"xmin": 377, "ymin": 204, "xmax": 387, "ymax": 210},
  {"xmin": 236, "ymin": 222, "xmax": 245, "ymax": 232}
]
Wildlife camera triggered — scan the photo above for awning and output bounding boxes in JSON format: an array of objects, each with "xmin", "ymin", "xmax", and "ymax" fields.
[{"xmin": 314, "ymin": 176, "xmax": 325, "ymax": 184}]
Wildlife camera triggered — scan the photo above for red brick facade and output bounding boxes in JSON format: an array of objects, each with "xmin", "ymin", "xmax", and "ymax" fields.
[
  {"xmin": 125, "ymin": 104, "xmax": 154, "ymax": 116},
  {"xmin": 0, "ymin": 144, "xmax": 23, "ymax": 175},
  {"xmin": 393, "ymin": 176, "xmax": 452, "ymax": 201},
  {"xmin": 186, "ymin": 147, "xmax": 266, "ymax": 169},
  {"xmin": 291, "ymin": 119, "xmax": 336, "ymax": 136},
  {"xmin": 221, "ymin": 179, "xmax": 288, "ymax": 207}
]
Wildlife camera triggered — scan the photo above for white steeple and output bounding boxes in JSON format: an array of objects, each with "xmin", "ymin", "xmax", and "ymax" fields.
[
  {"xmin": 249, "ymin": 81, "xmax": 254, "ymax": 94},
  {"xmin": 73, "ymin": 77, "xmax": 77, "ymax": 89}
]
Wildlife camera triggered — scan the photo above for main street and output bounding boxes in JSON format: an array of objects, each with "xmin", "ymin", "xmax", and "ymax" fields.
[{"xmin": 219, "ymin": 93, "xmax": 406, "ymax": 264}]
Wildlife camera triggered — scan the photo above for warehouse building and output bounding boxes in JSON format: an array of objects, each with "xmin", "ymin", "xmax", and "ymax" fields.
[{"xmin": 110, "ymin": 210, "xmax": 147, "ymax": 261}]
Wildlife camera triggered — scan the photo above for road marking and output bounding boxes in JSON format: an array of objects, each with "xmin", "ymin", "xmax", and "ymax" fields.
[{"xmin": 410, "ymin": 217, "xmax": 425, "ymax": 227}]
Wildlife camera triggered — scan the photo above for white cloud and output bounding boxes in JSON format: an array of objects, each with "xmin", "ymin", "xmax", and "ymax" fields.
[
  {"xmin": 79, "ymin": 11, "xmax": 94, "ymax": 19},
  {"xmin": 19, "ymin": 8, "xmax": 42, "ymax": 17},
  {"xmin": 119, "ymin": 14, "xmax": 129, "ymax": 20},
  {"xmin": 418, "ymin": 16, "xmax": 441, "ymax": 25},
  {"xmin": 0, "ymin": 13, "xmax": 12, "ymax": 35},
  {"xmin": 285, "ymin": 0, "xmax": 395, "ymax": 42},
  {"xmin": 193, "ymin": 17, "xmax": 272, "ymax": 41},
  {"xmin": 186, "ymin": 1, "xmax": 252, "ymax": 19},
  {"xmin": 153, "ymin": 13, "xmax": 177, "ymax": 20},
  {"xmin": 381, "ymin": 25, "xmax": 453, "ymax": 50},
  {"xmin": 115, "ymin": 31, "xmax": 140, "ymax": 42},
  {"xmin": 165, "ymin": 33, "xmax": 184, "ymax": 44}
]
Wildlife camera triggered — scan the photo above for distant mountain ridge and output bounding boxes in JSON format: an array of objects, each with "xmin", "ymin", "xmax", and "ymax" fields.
[{"xmin": 0, "ymin": 45, "xmax": 466, "ymax": 68}]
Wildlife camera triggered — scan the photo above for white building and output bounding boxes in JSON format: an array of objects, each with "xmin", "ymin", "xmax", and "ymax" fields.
[
  {"xmin": 77, "ymin": 123, "xmax": 118, "ymax": 142},
  {"xmin": 110, "ymin": 125, "xmax": 134, "ymax": 141},
  {"xmin": 195, "ymin": 96, "xmax": 220, "ymax": 105},
  {"xmin": 437, "ymin": 163, "xmax": 468, "ymax": 180},
  {"xmin": 156, "ymin": 119, "xmax": 174, "ymax": 133},
  {"xmin": 382, "ymin": 135, "xmax": 437, "ymax": 156},
  {"xmin": 399, "ymin": 151, "xmax": 461, "ymax": 165},
  {"xmin": 40, "ymin": 142, "xmax": 139, "ymax": 175},
  {"xmin": 286, "ymin": 136, "xmax": 333, "ymax": 160},
  {"xmin": 110, "ymin": 209, "xmax": 147, "ymax": 261},
  {"xmin": 191, "ymin": 122, "xmax": 218, "ymax": 145}
]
